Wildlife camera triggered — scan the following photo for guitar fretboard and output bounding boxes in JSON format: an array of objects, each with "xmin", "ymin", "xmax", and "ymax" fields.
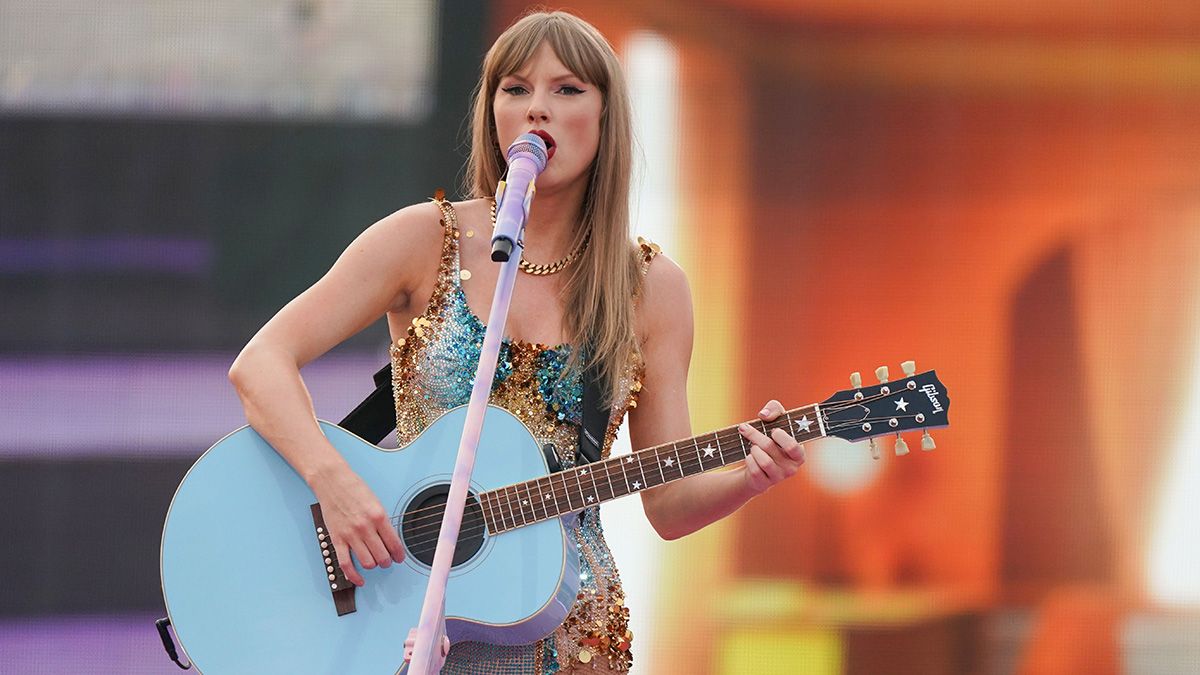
[{"xmin": 479, "ymin": 404, "xmax": 825, "ymax": 534}]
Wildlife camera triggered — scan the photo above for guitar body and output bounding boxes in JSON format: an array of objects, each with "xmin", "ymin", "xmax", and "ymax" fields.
[
  {"xmin": 161, "ymin": 364, "xmax": 951, "ymax": 673},
  {"xmin": 160, "ymin": 405, "xmax": 579, "ymax": 674}
]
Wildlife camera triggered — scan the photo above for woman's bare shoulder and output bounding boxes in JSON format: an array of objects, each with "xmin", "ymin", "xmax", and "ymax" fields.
[
  {"xmin": 361, "ymin": 198, "xmax": 451, "ymax": 263},
  {"xmin": 446, "ymin": 197, "xmax": 493, "ymax": 228},
  {"xmin": 366, "ymin": 199, "xmax": 445, "ymax": 246},
  {"xmin": 637, "ymin": 251, "xmax": 694, "ymax": 345}
]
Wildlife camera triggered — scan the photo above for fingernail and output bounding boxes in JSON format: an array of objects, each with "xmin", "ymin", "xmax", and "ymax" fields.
[
  {"xmin": 739, "ymin": 423, "xmax": 750, "ymax": 432},
  {"xmin": 759, "ymin": 408, "xmax": 769, "ymax": 417}
]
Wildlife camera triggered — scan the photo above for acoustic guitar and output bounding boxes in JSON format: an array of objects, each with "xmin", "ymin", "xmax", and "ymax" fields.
[{"xmin": 159, "ymin": 362, "xmax": 949, "ymax": 673}]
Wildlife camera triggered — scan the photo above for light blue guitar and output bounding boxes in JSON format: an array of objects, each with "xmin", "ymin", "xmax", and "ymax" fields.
[{"xmin": 159, "ymin": 366, "xmax": 948, "ymax": 673}]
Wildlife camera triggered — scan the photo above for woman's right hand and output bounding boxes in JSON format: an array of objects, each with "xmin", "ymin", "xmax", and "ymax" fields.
[
  {"xmin": 308, "ymin": 464, "xmax": 406, "ymax": 587},
  {"xmin": 227, "ymin": 202, "xmax": 441, "ymax": 585}
]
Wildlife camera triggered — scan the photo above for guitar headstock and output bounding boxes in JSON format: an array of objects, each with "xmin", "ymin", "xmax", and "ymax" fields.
[{"xmin": 819, "ymin": 361, "xmax": 949, "ymax": 458}]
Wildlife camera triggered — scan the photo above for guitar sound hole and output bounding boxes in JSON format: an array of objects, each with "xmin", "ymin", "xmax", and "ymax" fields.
[{"xmin": 400, "ymin": 485, "xmax": 486, "ymax": 567}]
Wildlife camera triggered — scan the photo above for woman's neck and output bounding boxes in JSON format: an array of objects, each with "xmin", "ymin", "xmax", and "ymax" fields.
[{"xmin": 517, "ymin": 179, "xmax": 588, "ymax": 264}]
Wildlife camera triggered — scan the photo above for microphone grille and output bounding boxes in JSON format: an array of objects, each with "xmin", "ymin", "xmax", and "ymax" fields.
[{"xmin": 506, "ymin": 133, "xmax": 548, "ymax": 170}]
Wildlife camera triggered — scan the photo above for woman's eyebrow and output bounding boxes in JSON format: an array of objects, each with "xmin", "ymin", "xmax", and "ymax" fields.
[{"xmin": 502, "ymin": 71, "xmax": 583, "ymax": 83}]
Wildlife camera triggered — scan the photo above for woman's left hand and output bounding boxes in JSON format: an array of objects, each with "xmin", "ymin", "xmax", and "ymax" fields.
[{"xmin": 739, "ymin": 399, "xmax": 806, "ymax": 495}]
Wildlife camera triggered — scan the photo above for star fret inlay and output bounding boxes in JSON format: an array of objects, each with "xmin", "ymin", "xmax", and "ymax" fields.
[
  {"xmin": 663, "ymin": 456, "xmax": 675, "ymax": 467},
  {"xmin": 795, "ymin": 415, "xmax": 813, "ymax": 433},
  {"xmin": 701, "ymin": 445, "xmax": 716, "ymax": 458}
]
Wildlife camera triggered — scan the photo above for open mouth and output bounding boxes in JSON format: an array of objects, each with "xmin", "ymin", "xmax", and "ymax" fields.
[{"xmin": 529, "ymin": 129, "xmax": 556, "ymax": 161}]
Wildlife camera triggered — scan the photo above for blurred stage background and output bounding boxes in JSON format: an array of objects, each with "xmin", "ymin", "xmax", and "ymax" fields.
[{"xmin": 3, "ymin": 0, "xmax": 1200, "ymax": 673}]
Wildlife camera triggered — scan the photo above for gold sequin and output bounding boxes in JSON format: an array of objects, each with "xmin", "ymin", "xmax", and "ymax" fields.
[
  {"xmin": 636, "ymin": 236, "xmax": 662, "ymax": 257},
  {"xmin": 466, "ymin": 230, "xmax": 475, "ymax": 238},
  {"xmin": 410, "ymin": 316, "xmax": 432, "ymax": 339},
  {"xmin": 390, "ymin": 197, "xmax": 661, "ymax": 673}
]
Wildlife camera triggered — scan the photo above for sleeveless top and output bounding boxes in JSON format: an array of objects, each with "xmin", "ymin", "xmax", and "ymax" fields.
[{"xmin": 388, "ymin": 197, "xmax": 661, "ymax": 674}]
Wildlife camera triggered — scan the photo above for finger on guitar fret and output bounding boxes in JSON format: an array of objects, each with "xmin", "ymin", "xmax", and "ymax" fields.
[
  {"xmin": 757, "ymin": 399, "xmax": 785, "ymax": 421},
  {"xmin": 770, "ymin": 428, "xmax": 805, "ymax": 464},
  {"xmin": 749, "ymin": 444, "xmax": 786, "ymax": 483},
  {"xmin": 738, "ymin": 423, "xmax": 774, "ymax": 456}
]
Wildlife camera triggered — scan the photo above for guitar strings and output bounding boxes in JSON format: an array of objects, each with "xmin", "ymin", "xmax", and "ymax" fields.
[
  {"xmin": 395, "ymin": 415, "xmax": 919, "ymax": 547},
  {"xmin": 391, "ymin": 386, "xmax": 909, "ymax": 531},
  {"xmin": 391, "ymin": 408, "xmax": 928, "ymax": 545},
  {"xmin": 390, "ymin": 418, "xmax": 790, "ymax": 537},
  {"xmin": 389, "ymin": 409, "xmax": 811, "ymax": 530},
  {"xmin": 384, "ymin": 389, "xmax": 921, "ymax": 538},
  {"xmin": 403, "ymin": 417, "xmax": 863, "ymax": 553},
  {"xmin": 393, "ymin": 397, "xmax": 905, "ymax": 533},
  {"xmin": 386, "ymin": 410, "xmax": 926, "ymax": 547},
  {"xmin": 389, "ymin": 409, "xmax": 931, "ymax": 556}
]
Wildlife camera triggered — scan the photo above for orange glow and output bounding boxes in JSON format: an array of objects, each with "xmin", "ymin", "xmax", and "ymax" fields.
[{"xmin": 487, "ymin": 3, "xmax": 1200, "ymax": 672}]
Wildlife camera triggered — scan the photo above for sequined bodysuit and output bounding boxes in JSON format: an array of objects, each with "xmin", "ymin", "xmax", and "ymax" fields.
[{"xmin": 389, "ymin": 198, "xmax": 659, "ymax": 674}]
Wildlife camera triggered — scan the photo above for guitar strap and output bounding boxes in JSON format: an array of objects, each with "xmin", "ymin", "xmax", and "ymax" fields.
[
  {"xmin": 338, "ymin": 362, "xmax": 396, "ymax": 445},
  {"xmin": 576, "ymin": 352, "xmax": 605, "ymax": 465},
  {"xmin": 339, "ymin": 358, "xmax": 608, "ymax": 471}
]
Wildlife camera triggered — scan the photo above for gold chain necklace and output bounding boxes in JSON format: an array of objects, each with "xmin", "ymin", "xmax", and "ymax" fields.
[{"xmin": 489, "ymin": 198, "xmax": 590, "ymax": 276}]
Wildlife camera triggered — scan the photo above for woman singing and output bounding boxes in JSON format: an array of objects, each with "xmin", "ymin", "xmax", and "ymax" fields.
[{"xmin": 228, "ymin": 10, "xmax": 805, "ymax": 674}]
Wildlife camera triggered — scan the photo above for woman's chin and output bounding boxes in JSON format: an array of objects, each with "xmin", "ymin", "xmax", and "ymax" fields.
[{"xmin": 533, "ymin": 167, "xmax": 586, "ymax": 195}]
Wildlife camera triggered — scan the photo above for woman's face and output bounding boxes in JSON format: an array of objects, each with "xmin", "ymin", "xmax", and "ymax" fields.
[{"xmin": 493, "ymin": 41, "xmax": 602, "ymax": 195}]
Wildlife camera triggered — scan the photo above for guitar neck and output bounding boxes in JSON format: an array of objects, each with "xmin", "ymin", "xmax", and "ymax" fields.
[{"xmin": 479, "ymin": 404, "xmax": 825, "ymax": 535}]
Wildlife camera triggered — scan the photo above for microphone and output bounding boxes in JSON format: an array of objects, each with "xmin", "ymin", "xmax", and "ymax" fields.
[{"xmin": 491, "ymin": 133, "xmax": 549, "ymax": 262}]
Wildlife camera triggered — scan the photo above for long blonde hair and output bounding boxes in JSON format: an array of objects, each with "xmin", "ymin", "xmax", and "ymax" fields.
[{"xmin": 465, "ymin": 11, "xmax": 641, "ymax": 407}]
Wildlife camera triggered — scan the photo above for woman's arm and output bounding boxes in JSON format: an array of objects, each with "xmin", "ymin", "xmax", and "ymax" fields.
[
  {"xmin": 630, "ymin": 256, "xmax": 805, "ymax": 541},
  {"xmin": 227, "ymin": 200, "xmax": 445, "ymax": 585}
]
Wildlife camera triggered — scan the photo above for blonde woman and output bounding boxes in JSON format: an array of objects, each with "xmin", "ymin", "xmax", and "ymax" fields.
[{"xmin": 228, "ymin": 10, "xmax": 805, "ymax": 674}]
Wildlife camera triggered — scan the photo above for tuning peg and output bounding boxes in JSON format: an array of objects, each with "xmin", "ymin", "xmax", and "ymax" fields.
[
  {"xmin": 869, "ymin": 438, "xmax": 881, "ymax": 460},
  {"xmin": 894, "ymin": 435, "xmax": 909, "ymax": 456},
  {"xmin": 922, "ymin": 431, "xmax": 936, "ymax": 451},
  {"xmin": 901, "ymin": 360, "xmax": 916, "ymax": 377},
  {"xmin": 875, "ymin": 366, "xmax": 889, "ymax": 383},
  {"xmin": 850, "ymin": 371, "xmax": 862, "ymax": 388}
]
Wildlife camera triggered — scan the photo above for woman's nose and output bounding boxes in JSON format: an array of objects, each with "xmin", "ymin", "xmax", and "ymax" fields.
[{"xmin": 526, "ymin": 94, "xmax": 550, "ymax": 122}]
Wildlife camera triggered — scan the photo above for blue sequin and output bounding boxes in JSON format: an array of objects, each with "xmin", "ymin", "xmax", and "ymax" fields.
[{"xmin": 390, "ymin": 198, "xmax": 649, "ymax": 673}]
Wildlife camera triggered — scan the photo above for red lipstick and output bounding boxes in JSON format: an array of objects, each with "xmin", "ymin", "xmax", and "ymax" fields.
[{"xmin": 529, "ymin": 129, "xmax": 556, "ymax": 161}]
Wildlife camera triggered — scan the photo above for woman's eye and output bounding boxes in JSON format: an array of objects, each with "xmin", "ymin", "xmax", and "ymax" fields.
[{"xmin": 500, "ymin": 84, "xmax": 585, "ymax": 96}]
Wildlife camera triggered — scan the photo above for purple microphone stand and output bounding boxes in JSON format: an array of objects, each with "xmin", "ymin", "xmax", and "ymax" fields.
[{"xmin": 405, "ymin": 134, "xmax": 547, "ymax": 675}]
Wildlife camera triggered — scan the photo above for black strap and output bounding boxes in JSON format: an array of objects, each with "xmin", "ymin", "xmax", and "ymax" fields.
[
  {"xmin": 339, "ymin": 357, "xmax": 608, "ymax": 468},
  {"xmin": 338, "ymin": 362, "xmax": 395, "ymax": 444},
  {"xmin": 577, "ymin": 357, "xmax": 606, "ymax": 465}
]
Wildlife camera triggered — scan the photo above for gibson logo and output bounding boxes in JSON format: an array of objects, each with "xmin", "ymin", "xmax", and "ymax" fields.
[{"xmin": 921, "ymin": 384, "xmax": 944, "ymax": 413}]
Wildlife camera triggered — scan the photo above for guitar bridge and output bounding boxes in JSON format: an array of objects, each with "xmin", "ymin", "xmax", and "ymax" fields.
[{"xmin": 309, "ymin": 504, "xmax": 357, "ymax": 616}]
